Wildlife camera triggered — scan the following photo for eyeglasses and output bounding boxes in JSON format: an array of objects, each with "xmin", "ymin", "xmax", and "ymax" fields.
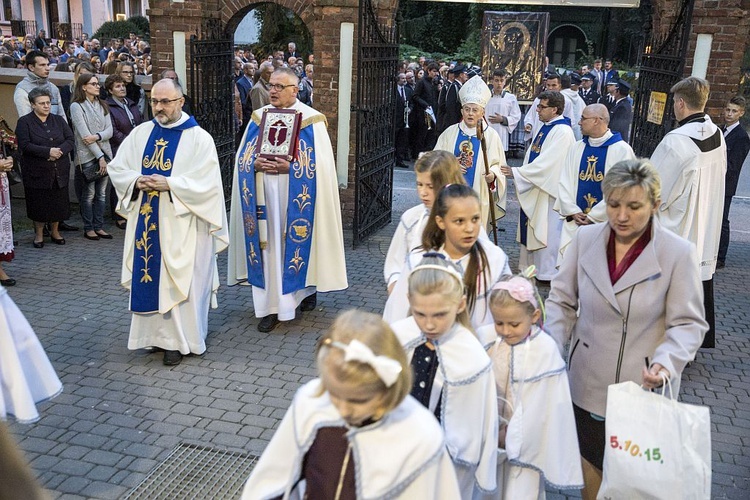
[
  {"xmin": 462, "ymin": 107, "xmax": 482, "ymax": 114},
  {"xmin": 150, "ymin": 97, "xmax": 183, "ymax": 106},
  {"xmin": 536, "ymin": 104, "xmax": 553, "ymax": 109},
  {"xmin": 580, "ymin": 116, "xmax": 598, "ymax": 121},
  {"xmin": 269, "ymin": 83, "xmax": 297, "ymax": 92},
  {"xmin": 88, "ymin": 81, "xmax": 100, "ymax": 86}
]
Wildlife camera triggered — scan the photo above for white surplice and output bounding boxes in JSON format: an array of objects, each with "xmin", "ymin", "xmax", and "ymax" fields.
[
  {"xmin": 0, "ymin": 285, "xmax": 62, "ymax": 423},
  {"xmin": 651, "ymin": 115, "xmax": 726, "ymax": 280},
  {"xmin": 561, "ymin": 88, "xmax": 586, "ymax": 140},
  {"xmin": 0, "ymin": 173, "xmax": 12, "ymax": 257},
  {"xmin": 108, "ymin": 113, "xmax": 229, "ymax": 355},
  {"xmin": 513, "ymin": 116, "xmax": 576, "ymax": 280},
  {"xmin": 384, "ymin": 204, "xmax": 429, "ymax": 287},
  {"xmin": 434, "ymin": 121, "xmax": 507, "ymax": 226},
  {"xmin": 523, "ymin": 96, "xmax": 575, "ymax": 142},
  {"xmin": 383, "ymin": 241, "xmax": 511, "ymax": 330},
  {"xmin": 392, "ymin": 318, "xmax": 499, "ymax": 498},
  {"xmin": 478, "ymin": 325, "xmax": 584, "ymax": 498},
  {"xmin": 485, "ymin": 91, "xmax": 522, "ymax": 151},
  {"xmin": 227, "ymin": 100, "xmax": 348, "ymax": 321},
  {"xmin": 241, "ymin": 379, "xmax": 461, "ymax": 500},
  {"xmin": 555, "ymin": 131, "xmax": 635, "ymax": 264}
]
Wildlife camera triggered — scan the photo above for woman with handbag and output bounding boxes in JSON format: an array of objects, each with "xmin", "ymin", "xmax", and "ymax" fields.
[
  {"xmin": 544, "ymin": 159, "xmax": 708, "ymax": 500},
  {"xmin": 70, "ymin": 73, "xmax": 113, "ymax": 241},
  {"xmin": 15, "ymin": 87, "xmax": 75, "ymax": 249}
]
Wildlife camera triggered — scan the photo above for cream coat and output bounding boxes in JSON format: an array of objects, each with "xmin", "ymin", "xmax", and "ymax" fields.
[{"xmin": 544, "ymin": 219, "xmax": 707, "ymax": 416}]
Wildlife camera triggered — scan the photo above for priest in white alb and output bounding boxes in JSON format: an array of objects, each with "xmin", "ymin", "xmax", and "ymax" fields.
[
  {"xmin": 651, "ymin": 76, "xmax": 726, "ymax": 348},
  {"xmin": 502, "ymin": 91, "xmax": 576, "ymax": 281},
  {"xmin": 227, "ymin": 67, "xmax": 348, "ymax": 333},
  {"xmin": 434, "ymin": 75, "xmax": 507, "ymax": 228},
  {"xmin": 555, "ymin": 103, "xmax": 635, "ymax": 264},
  {"xmin": 108, "ymin": 79, "xmax": 229, "ymax": 366}
]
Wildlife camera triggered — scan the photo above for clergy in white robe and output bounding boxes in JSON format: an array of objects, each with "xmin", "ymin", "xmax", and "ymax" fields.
[
  {"xmin": 478, "ymin": 325, "xmax": 584, "ymax": 499},
  {"xmin": 485, "ymin": 69, "xmax": 522, "ymax": 152},
  {"xmin": 504, "ymin": 91, "xmax": 576, "ymax": 281},
  {"xmin": 241, "ymin": 379, "xmax": 462, "ymax": 499},
  {"xmin": 523, "ymin": 75, "xmax": 574, "ymax": 142},
  {"xmin": 108, "ymin": 80, "xmax": 229, "ymax": 365},
  {"xmin": 392, "ymin": 318, "xmax": 499, "ymax": 498},
  {"xmin": 434, "ymin": 75, "xmax": 507, "ymax": 228},
  {"xmin": 227, "ymin": 69, "xmax": 348, "ymax": 329},
  {"xmin": 555, "ymin": 104, "xmax": 636, "ymax": 264},
  {"xmin": 383, "ymin": 241, "xmax": 511, "ymax": 329},
  {"xmin": 650, "ymin": 77, "xmax": 726, "ymax": 348},
  {"xmin": 0, "ymin": 285, "xmax": 62, "ymax": 423}
]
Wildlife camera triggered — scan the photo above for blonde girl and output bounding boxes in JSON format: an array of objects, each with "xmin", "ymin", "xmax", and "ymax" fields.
[
  {"xmin": 242, "ymin": 310, "xmax": 461, "ymax": 499},
  {"xmin": 384, "ymin": 150, "xmax": 465, "ymax": 294},
  {"xmin": 390, "ymin": 255, "xmax": 499, "ymax": 498},
  {"xmin": 384, "ymin": 183, "xmax": 510, "ymax": 328},
  {"xmin": 477, "ymin": 273, "xmax": 583, "ymax": 499}
]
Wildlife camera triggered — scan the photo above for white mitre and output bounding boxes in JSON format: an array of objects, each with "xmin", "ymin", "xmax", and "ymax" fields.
[{"xmin": 459, "ymin": 75, "xmax": 492, "ymax": 108}]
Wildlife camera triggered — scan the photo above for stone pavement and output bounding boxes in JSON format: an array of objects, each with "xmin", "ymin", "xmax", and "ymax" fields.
[{"xmin": 4, "ymin": 160, "xmax": 750, "ymax": 499}]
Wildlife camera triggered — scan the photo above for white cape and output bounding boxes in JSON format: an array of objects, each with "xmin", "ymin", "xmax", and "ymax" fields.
[
  {"xmin": 241, "ymin": 379, "xmax": 461, "ymax": 499},
  {"xmin": 392, "ymin": 318, "xmax": 498, "ymax": 496},
  {"xmin": 383, "ymin": 204, "xmax": 429, "ymax": 286},
  {"xmin": 480, "ymin": 325, "xmax": 584, "ymax": 493}
]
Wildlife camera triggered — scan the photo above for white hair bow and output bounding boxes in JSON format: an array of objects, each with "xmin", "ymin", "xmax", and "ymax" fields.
[{"xmin": 330, "ymin": 339, "xmax": 403, "ymax": 387}]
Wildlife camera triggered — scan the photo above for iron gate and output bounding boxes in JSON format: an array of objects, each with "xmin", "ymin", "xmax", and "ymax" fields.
[
  {"xmin": 353, "ymin": 0, "xmax": 399, "ymax": 246},
  {"xmin": 630, "ymin": 0, "xmax": 695, "ymax": 157},
  {"xmin": 189, "ymin": 19, "xmax": 235, "ymax": 207}
]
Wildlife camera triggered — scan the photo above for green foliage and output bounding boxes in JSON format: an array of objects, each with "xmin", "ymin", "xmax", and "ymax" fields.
[
  {"xmin": 92, "ymin": 20, "xmax": 143, "ymax": 42},
  {"xmin": 252, "ymin": 4, "xmax": 312, "ymax": 60},
  {"xmin": 128, "ymin": 16, "xmax": 150, "ymax": 39}
]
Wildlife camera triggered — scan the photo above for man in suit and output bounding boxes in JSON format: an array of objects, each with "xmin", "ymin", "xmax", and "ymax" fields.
[
  {"xmin": 412, "ymin": 62, "xmax": 440, "ymax": 154},
  {"xmin": 718, "ymin": 96, "xmax": 750, "ymax": 268},
  {"xmin": 236, "ymin": 63, "xmax": 255, "ymax": 132},
  {"xmin": 608, "ymin": 80, "xmax": 633, "ymax": 142},
  {"xmin": 590, "ymin": 59, "xmax": 606, "ymax": 95},
  {"xmin": 395, "ymin": 73, "xmax": 413, "ymax": 168},
  {"xmin": 602, "ymin": 60, "xmax": 617, "ymax": 87},
  {"xmin": 442, "ymin": 64, "xmax": 467, "ymax": 131},
  {"xmin": 283, "ymin": 42, "xmax": 299, "ymax": 63},
  {"xmin": 598, "ymin": 80, "xmax": 618, "ymax": 111},
  {"xmin": 579, "ymin": 73, "xmax": 600, "ymax": 105}
]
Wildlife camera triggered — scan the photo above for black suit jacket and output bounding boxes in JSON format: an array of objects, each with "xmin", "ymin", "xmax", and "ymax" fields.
[
  {"xmin": 579, "ymin": 88, "xmax": 601, "ymax": 106},
  {"xmin": 609, "ymin": 98, "xmax": 633, "ymax": 142},
  {"xmin": 413, "ymin": 75, "xmax": 438, "ymax": 112},
  {"xmin": 725, "ymin": 125, "xmax": 750, "ymax": 197},
  {"xmin": 16, "ymin": 113, "xmax": 74, "ymax": 190},
  {"xmin": 443, "ymin": 81, "xmax": 463, "ymax": 131},
  {"xmin": 599, "ymin": 94, "xmax": 615, "ymax": 111},
  {"xmin": 396, "ymin": 84, "xmax": 413, "ymax": 130}
]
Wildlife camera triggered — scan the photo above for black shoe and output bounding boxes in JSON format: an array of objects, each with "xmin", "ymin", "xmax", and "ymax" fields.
[
  {"xmin": 50, "ymin": 236, "xmax": 66, "ymax": 245},
  {"xmin": 0, "ymin": 278, "xmax": 16, "ymax": 286},
  {"xmin": 300, "ymin": 293, "xmax": 317, "ymax": 312},
  {"xmin": 717, "ymin": 261, "xmax": 725, "ymax": 269},
  {"xmin": 258, "ymin": 314, "xmax": 280, "ymax": 332},
  {"xmin": 43, "ymin": 224, "xmax": 50, "ymax": 237},
  {"xmin": 95, "ymin": 231, "xmax": 113, "ymax": 239},
  {"xmin": 163, "ymin": 350, "xmax": 183, "ymax": 366},
  {"xmin": 84, "ymin": 232, "xmax": 100, "ymax": 241},
  {"xmin": 33, "ymin": 240, "xmax": 44, "ymax": 248},
  {"xmin": 59, "ymin": 222, "xmax": 79, "ymax": 231}
]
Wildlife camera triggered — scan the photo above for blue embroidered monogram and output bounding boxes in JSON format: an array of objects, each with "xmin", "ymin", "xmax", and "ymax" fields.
[{"xmin": 130, "ymin": 117, "xmax": 199, "ymax": 313}]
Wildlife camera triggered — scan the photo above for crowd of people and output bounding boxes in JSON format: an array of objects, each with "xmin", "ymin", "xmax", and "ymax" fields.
[{"xmin": 0, "ymin": 42, "xmax": 748, "ymax": 499}]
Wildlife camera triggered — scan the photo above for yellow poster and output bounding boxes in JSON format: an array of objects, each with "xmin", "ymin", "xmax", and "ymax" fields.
[{"xmin": 647, "ymin": 92, "xmax": 667, "ymax": 125}]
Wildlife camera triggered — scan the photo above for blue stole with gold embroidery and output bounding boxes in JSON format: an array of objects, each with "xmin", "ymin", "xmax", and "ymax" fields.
[
  {"xmin": 453, "ymin": 128, "xmax": 480, "ymax": 186},
  {"xmin": 577, "ymin": 132, "xmax": 622, "ymax": 214},
  {"xmin": 236, "ymin": 120, "xmax": 317, "ymax": 294},
  {"xmin": 520, "ymin": 117, "xmax": 571, "ymax": 246},
  {"xmin": 130, "ymin": 117, "xmax": 198, "ymax": 313}
]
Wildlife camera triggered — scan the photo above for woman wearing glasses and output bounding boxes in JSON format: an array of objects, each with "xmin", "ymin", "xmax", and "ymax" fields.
[
  {"xmin": 116, "ymin": 61, "xmax": 146, "ymax": 116},
  {"xmin": 70, "ymin": 73, "xmax": 114, "ymax": 241}
]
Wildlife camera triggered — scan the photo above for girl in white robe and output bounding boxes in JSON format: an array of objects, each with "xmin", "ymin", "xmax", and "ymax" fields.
[
  {"xmin": 477, "ymin": 273, "xmax": 583, "ymax": 499},
  {"xmin": 390, "ymin": 255, "xmax": 498, "ymax": 498},
  {"xmin": 384, "ymin": 151, "xmax": 465, "ymax": 294},
  {"xmin": 0, "ymin": 285, "xmax": 62, "ymax": 423},
  {"xmin": 384, "ymin": 184, "xmax": 511, "ymax": 329},
  {"xmin": 242, "ymin": 310, "xmax": 461, "ymax": 500}
]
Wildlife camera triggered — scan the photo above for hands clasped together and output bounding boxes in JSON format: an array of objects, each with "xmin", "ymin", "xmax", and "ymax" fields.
[
  {"xmin": 136, "ymin": 174, "xmax": 170, "ymax": 192},
  {"xmin": 255, "ymin": 157, "xmax": 291, "ymax": 175}
]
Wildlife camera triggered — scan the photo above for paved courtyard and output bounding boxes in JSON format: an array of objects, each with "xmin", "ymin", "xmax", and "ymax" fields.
[{"xmin": 4, "ymin": 160, "xmax": 750, "ymax": 499}]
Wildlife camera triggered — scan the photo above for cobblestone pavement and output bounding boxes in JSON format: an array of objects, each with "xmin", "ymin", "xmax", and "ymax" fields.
[{"xmin": 4, "ymin": 157, "xmax": 750, "ymax": 499}]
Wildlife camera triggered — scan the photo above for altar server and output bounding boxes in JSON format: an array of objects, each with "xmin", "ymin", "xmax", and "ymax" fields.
[{"xmin": 485, "ymin": 68, "xmax": 522, "ymax": 152}]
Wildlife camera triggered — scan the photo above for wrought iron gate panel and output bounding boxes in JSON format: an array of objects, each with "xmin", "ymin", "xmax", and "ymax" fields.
[
  {"xmin": 189, "ymin": 20, "xmax": 235, "ymax": 208},
  {"xmin": 630, "ymin": 0, "xmax": 695, "ymax": 157},
  {"xmin": 353, "ymin": 0, "xmax": 399, "ymax": 246}
]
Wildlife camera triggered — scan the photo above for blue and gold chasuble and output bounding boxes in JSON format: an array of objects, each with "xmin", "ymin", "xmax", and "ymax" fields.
[
  {"xmin": 130, "ymin": 117, "xmax": 199, "ymax": 313},
  {"xmin": 237, "ymin": 120, "xmax": 317, "ymax": 295},
  {"xmin": 576, "ymin": 132, "xmax": 623, "ymax": 213},
  {"xmin": 454, "ymin": 128, "xmax": 481, "ymax": 186},
  {"xmin": 519, "ymin": 117, "xmax": 571, "ymax": 246}
]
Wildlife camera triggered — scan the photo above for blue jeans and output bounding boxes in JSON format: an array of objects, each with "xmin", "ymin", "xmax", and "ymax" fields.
[{"xmin": 78, "ymin": 171, "xmax": 108, "ymax": 231}]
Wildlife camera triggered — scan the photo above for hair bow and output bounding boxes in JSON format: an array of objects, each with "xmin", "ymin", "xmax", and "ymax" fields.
[
  {"xmin": 492, "ymin": 276, "xmax": 538, "ymax": 308},
  {"xmin": 330, "ymin": 339, "xmax": 403, "ymax": 387}
]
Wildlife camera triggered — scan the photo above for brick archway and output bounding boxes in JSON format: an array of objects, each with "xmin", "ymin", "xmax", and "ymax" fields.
[{"xmin": 220, "ymin": 0, "xmax": 314, "ymax": 32}]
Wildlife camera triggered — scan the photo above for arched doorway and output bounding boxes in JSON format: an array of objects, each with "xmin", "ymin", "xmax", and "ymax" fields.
[
  {"xmin": 547, "ymin": 24, "xmax": 587, "ymax": 69},
  {"xmin": 227, "ymin": 3, "xmax": 312, "ymax": 61}
]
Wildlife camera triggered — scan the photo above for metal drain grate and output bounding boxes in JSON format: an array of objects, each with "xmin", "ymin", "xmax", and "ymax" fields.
[{"xmin": 124, "ymin": 443, "xmax": 258, "ymax": 499}]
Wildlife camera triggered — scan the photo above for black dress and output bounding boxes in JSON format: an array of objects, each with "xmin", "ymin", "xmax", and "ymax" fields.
[{"xmin": 15, "ymin": 112, "xmax": 75, "ymax": 222}]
